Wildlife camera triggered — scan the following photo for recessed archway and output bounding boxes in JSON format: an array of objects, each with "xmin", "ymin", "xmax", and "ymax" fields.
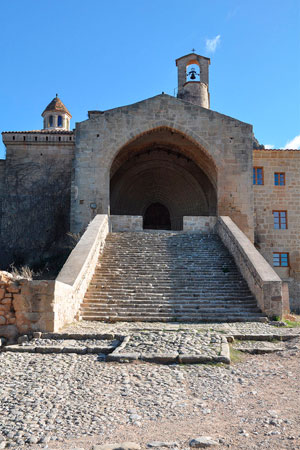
[
  {"xmin": 110, "ymin": 127, "xmax": 217, "ymax": 230},
  {"xmin": 144, "ymin": 203, "xmax": 171, "ymax": 230}
]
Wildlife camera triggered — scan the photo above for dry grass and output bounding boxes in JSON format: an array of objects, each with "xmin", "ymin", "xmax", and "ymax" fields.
[
  {"xmin": 66, "ymin": 231, "xmax": 82, "ymax": 247},
  {"xmin": 9, "ymin": 264, "xmax": 35, "ymax": 280}
]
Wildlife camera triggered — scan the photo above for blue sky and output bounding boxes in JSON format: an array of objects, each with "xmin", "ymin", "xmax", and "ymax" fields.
[{"xmin": 0, "ymin": 0, "xmax": 299, "ymax": 158}]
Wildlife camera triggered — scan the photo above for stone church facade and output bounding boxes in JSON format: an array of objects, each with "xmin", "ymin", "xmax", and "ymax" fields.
[{"xmin": 0, "ymin": 52, "xmax": 299, "ymax": 311}]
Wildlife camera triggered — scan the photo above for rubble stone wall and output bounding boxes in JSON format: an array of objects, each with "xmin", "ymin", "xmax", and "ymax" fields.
[{"xmin": 0, "ymin": 272, "xmax": 18, "ymax": 329}]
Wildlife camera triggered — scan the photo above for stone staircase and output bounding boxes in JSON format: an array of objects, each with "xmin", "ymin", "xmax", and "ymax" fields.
[{"xmin": 80, "ymin": 231, "xmax": 267, "ymax": 323}]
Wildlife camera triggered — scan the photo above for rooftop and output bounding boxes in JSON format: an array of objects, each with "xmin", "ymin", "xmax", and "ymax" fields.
[{"xmin": 41, "ymin": 95, "xmax": 72, "ymax": 118}]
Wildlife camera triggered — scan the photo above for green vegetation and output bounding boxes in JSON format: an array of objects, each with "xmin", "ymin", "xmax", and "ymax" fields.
[
  {"xmin": 283, "ymin": 319, "xmax": 300, "ymax": 328},
  {"xmin": 229, "ymin": 346, "xmax": 246, "ymax": 364}
]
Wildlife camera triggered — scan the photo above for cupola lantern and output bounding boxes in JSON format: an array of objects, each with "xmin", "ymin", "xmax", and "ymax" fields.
[{"xmin": 41, "ymin": 94, "xmax": 72, "ymax": 130}]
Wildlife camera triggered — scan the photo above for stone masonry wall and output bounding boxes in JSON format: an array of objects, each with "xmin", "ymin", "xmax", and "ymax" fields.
[
  {"xmin": 110, "ymin": 215, "xmax": 143, "ymax": 232},
  {"xmin": 71, "ymin": 94, "xmax": 254, "ymax": 240},
  {"xmin": 183, "ymin": 216, "xmax": 217, "ymax": 232},
  {"xmin": 0, "ymin": 159, "xmax": 5, "ymax": 235},
  {"xmin": 0, "ymin": 215, "xmax": 109, "ymax": 336},
  {"xmin": 253, "ymin": 150, "xmax": 300, "ymax": 312},
  {"xmin": 1, "ymin": 132, "xmax": 74, "ymax": 267}
]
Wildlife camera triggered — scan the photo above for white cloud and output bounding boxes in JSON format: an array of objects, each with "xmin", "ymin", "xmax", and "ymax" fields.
[
  {"xmin": 264, "ymin": 144, "xmax": 275, "ymax": 149},
  {"xmin": 205, "ymin": 35, "xmax": 221, "ymax": 53},
  {"xmin": 284, "ymin": 135, "xmax": 300, "ymax": 149}
]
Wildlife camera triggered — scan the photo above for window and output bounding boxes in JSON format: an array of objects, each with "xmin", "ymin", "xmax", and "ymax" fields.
[
  {"xmin": 273, "ymin": 211, "xmax": 287, "ymax": 229},
  {"xmin": 58, "ymin": 115, "xmax": 62, "ymax": 127},
  {"xmin": 274, "ymin": 172, "xmax": 285, "ymax": 186},
  {"xmin": 49, "ymin": 115, "xmax": 53, "ymax": 127},
  {"xmin": 273, "ymin": 253, "xmax": 289, "ymax": 267},
  {"xmin": 253, "ymin": 167, "xmax": 263, "ymax": 185},
  {"xmin": 186, "ymin": 63, "xmax": 200, "ymax": 82}
]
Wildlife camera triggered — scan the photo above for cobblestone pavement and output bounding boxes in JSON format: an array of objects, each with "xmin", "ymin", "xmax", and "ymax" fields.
[
  {"xmin": 121, "ymin": 330, "xmax": 222, "ymax": 357},
  {"xmin": 0, "ymin": 322, "xmax": 300, "ymax": 450}
]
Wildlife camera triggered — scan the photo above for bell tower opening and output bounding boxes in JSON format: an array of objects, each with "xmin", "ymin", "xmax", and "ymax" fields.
[
  {"xmin": 186, "ymin": 62, "xmax": 200, "ymax": 82},
  {"xmin": 176, "ymin": 52, "xmax": 210, "ymax": 108},
  {"xmin": 143, "ymin": 203, "xmax": 171, "ymax": 230}
]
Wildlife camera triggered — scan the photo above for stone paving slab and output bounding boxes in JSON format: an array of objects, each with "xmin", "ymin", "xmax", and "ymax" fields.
[
  {"xmin": 232, "ymin": 339, "xmax": 285, "ymax": 354},
  {"xmin": 1, "ymin": 321, "xmax": 299, "ymax": 365},
  {"xmin": 108, "ymin": 330, "xmax": 230, "ymax": 364},
  {"xmin": 2, "ymin": 338, "xmax": 121, "ymax": 355},
  {"xmin": 1, "ymin": 329, "xmax": 230, "ymax": 364}
]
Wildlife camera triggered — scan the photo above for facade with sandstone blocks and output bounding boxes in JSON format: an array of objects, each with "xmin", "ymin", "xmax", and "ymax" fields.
[
  {"xmin": 253, "ymin": 150, "xmax": 300, "ymax": 311},
  {"xmin": 0, "ymin": 52, "xmax": 299, "ymax": 328}
]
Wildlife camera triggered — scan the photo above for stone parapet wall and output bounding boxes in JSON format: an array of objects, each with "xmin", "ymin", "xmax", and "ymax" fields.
[
  {"xmin": 217, "ymin": 216, "xmax": 288, "ymax": 318},
  {"xmin": 110, "ymin": 215, "xmax": 143, "ymax": 232},
  {"xmin": 0, "ymin": 214, "xmax": 109, "ymax": 337},
  {"xmin": 54, "ymin": 214, "xmax": 109, "ymax": 331},
  {"xmin": 183, "ymin": 216, "xmax": 217, "ymax": 232}
]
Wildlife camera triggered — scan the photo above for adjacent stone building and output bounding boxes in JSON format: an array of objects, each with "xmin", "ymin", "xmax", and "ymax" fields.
[{"xmin": 0, "ymin": 52, "xmax": 299, "ymax": 311}]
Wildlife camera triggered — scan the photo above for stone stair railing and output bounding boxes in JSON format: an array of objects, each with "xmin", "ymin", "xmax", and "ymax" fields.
[
  {"xmin": 1, "ymin": 215, "xmax": 109, "ymax": 336},
  {"xmin": 217, "ymin": 216, "xmax": 289, "ymax": 318}
]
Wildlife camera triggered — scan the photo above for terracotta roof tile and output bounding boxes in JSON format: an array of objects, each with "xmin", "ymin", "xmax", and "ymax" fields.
[
  {"xmin": 254, "ymin": 148, "xmax": 299, "ymax": 152},
  {"xmin": 41, "ymin": 95, "xmax": 72, "ymax": 117},
  {"xmin": 2, "ymin": 130, "xmax": 73, "ymax": 135}
]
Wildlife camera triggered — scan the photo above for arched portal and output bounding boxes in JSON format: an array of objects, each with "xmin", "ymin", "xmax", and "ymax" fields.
[
  {"xmin": 144, "ymin": 203, "xmax": 171, "ymax": 230},
  {"xmin": 110, "ymin": 127, "xmax": 217, "ymax": 230}
]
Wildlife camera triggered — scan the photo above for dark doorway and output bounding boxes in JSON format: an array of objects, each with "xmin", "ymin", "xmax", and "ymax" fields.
[{"xmin": 143, "ymin": 203, "xmax": 171, "ymax": 230}]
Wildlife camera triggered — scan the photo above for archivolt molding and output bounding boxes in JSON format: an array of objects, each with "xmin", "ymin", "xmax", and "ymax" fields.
[{"xmin": 108, "ymin": 121, "xmax": 219, "ymax": 175}]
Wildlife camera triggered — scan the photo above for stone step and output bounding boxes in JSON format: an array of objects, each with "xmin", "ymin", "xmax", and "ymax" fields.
[
  {"xmin": 82, "ymin": 299, "xmax": 258, "ymax": 306},
  {"xmin": 81, "ymin": 314, "xmax": 267, "ymax": 323},
  {"xmin": 80, "ymin": 231, "xmax": 265, "ymax": 323}
]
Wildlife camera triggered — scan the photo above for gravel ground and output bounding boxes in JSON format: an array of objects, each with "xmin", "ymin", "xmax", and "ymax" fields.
[{"xmin": 0, "ymin": 323, "xmax": 299, "ymax": 450}]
